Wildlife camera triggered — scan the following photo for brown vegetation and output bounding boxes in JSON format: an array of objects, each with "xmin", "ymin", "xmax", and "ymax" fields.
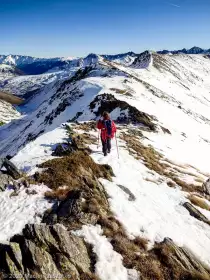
[
  {"xmin": 188, "ymin": 195, "xmax": 210, "ymax": 211},
  {"xmin": 121, "ymin": 133, "xmax": 203, "ymax": 194},
  {"xmin": 0, "ymin": 90, "xmax": 24, "ymax": 105},
  {"xmin": 110, "ymin": 88, "xmax": 127, "ymax": 94},
  {"xmin": 36, "ymin": 151, "xmax": 113, "ymax": 191},
  {"xmin": 110, "ymin": 88, "xmax": 132, "ymax": 96},
  {"xmin": 66, "ymin": 124, "xmax": 97, "ymax": 148},
  {"xmin": 34, "ymin": 128, "xmax": 210, "ymax": 279},
  {"xmin": 72, "ymin": 121, "xmax": 98, "ymax": 132},
  {"xmin": 80, "ymin": 272, "xmax": 100, "ymax": 280}
]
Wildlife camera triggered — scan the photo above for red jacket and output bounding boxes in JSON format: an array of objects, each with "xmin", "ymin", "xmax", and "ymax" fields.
[{"xmin": 97, "ymin": 119, "xmax": 117, "ymax": 141}]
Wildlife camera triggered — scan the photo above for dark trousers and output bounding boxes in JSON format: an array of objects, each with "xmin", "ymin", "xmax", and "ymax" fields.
[{"xmin": 101, "ymin": 138, "xmax": 111, "ymax": 155}]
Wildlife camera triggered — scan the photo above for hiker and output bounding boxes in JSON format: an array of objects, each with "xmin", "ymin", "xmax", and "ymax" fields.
[
  {"xmin": 0, "ymin": 155, "xmax": 21, "ymax": 179},
  {"xmin": 97, "ymin": 112, "xmax": 117, "ymax": 156}
]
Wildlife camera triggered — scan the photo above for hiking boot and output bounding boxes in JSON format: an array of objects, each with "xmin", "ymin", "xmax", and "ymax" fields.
[
  {"xmin": 104, "ymin": 153, "xmax": 107, "ymax": 156},
  {"xmin": 108, "ymin": 150, "xmax": 111, "ymax": 153}
]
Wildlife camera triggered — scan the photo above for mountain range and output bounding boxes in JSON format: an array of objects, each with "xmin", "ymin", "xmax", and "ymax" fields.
[
  {"xmin": 157, "ymin": 46, "xmax": 210, "ymax": 55},
  {"xmin": 0, "ymin": 48, "xmax": 210, "ymax": 279},
  {"xmin": 0, "ymin": 46, "xmax": 209, "ymax": 75}
]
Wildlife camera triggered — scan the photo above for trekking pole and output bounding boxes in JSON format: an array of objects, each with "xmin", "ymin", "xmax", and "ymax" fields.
[{"xmin": 115, "ymin": 133, "xmax": 119, "ymax": 159}]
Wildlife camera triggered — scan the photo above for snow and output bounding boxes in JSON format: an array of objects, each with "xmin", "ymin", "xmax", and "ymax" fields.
[
  {"xmin": 12, "ymin": 126, "xmax": 67, "ymax": 175},
  {"xmin": 0, "ymin": 184, "xmax": 52, "ymax": 243},
  {"xmin": 75, "ymin": 225, "xmax": 139, "ymax": 280},
  {"xmin": 1, "ymin": 52, "xmax": 210, "ymax": 275},
  {"xmin": 89, "ymin": 135, "xmax": 210, "ymax": 268}
]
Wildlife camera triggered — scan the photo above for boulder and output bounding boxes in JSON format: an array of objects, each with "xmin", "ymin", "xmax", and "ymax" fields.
[
  {"xmin": 43, "ymin": 190, "xmax": 99, "ymax": 228},
  {"xmin": 2, "ymin": 158, "xmax": 21, "ymax": 180},
  {"xmin": 183, "ymin": 202, "xmax": 210, "ymax": 225},
  {"xmin": 155, "ymin": 238, "xmax": 210, "ymax": 277},
  {"xmin": 52, "ymin": 143, "xmax": 74, "ymax": 156},
  {"xmin": 0, "ymin": 224, "xmax": 91, "ymax": 279}
]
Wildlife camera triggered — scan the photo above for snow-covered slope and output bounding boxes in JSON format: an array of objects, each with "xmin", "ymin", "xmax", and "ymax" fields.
[
  {"xmin": 0, "ymin": 54, "xmax": 64, "ymax": 66},
  {"xmin": 0, "ymin": 64, "xmax": 23, "ymax": 79},
  {"xmin": 0, "ymin": 54, "xmax": 78, "ymax": 75},
  {"xmin": 1, "ymin": 52, "xmax": 210, "ymax": 277}
]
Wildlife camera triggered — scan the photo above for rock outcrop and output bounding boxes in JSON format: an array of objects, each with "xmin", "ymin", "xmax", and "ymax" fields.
[
  {"xmin": 89, "ymin": 93, "xmax": 157, "ymax": 131},
  {"xmin": 131, "ymin": 51, "xmax": 152, "ymax": 69},
  {"xmin": 43, "ymin": 189, "xmax": 104, "ymax": 229},
  {"xmin": 153, "ymin": 238, "xmax": 210, "ymax": 279},
  {"xmin": 183, "ymin": 202, "xmax": 210, "ymax": 225},
  {"xmin": 0, "ymin": 224, "xmax": 95, "ymax": 280}
]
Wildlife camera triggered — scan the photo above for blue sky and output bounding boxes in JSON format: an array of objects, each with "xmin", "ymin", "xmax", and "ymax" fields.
[{"xmin": 0, "ymin": 0, "xmax": 209, "ymax": 57}]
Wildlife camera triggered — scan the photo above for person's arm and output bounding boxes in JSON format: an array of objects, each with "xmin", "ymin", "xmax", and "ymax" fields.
[{"xmin": 97, "ymin": 120, "xmax": 103, "ymax": 129}]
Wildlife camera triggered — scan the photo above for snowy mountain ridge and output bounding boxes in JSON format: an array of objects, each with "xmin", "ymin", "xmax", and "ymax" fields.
[
  {"xmin": 1, "ymin": 46, "xmax": 209, "ymax": 66},
  {"xmin": 0, "ymin": 54, "xmax": 74, "ymax": 66},
  {"xmin": 1, "ymin": 47, "xmax": 209, "ymax": 76},
  {"xmin": 158, "ymin": 46, "xmax": 210, "ymax": 55},
  {"xmin": 1, "ymin": 52, "xmax": 210, "ymax": 279}
]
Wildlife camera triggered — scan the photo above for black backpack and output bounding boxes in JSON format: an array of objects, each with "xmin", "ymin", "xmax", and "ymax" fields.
[{"xmin": 103, "ymin": 119, "xmax": 112, "ymax": 137}]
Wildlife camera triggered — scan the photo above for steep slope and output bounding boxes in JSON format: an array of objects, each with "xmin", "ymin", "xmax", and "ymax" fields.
[
  {"xmin": 1, "ymin": 53, "xmax": 210, "ymax": 279},
  {"xmin": 131, "ymin": 51, "xmax": 152, "ymax": 68}
]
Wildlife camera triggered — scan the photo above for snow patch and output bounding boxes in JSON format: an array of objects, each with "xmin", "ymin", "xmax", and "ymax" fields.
[
  {"xmin": 75, "ymin": 225, "xmax": 139, "ymax": 280},
  {"xmin": 0, "ymin": 184, "xmax": 52, "ymax": 243}
]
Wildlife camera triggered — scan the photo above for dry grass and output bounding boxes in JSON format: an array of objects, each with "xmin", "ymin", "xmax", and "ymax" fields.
[
  {"xmin": 36, "ymin": 151, "xmax": 113, "ymax": 191},
  {"xmin": 189, "ymin": 272, "xmax": 210, "ymax": 280},
  {"xmin": 110, "ymin": 88, "xmax": 127, "ymax": 94},
  {"xmin": 133, "ymin": 236, "xmax": 149, "ymax": 251},
  {"xmin": 45, "ymin": 187, "xmax": 71, "ymax": 200},
  {"xmin": 110, "ymin": 88, "xmax": 132, "ymax": 96},
  {"xmin": 122, "ymin": 133, "xmax": 202, "ymax": 194},
  {"xmin": 66, "ymin": 125, "xmax": 97, "ymax": 149},
  {"xmin": 34, "ymin": 129, "xmax": 210, "ymax": 280},
  {"xmin": 80, "ymin": 272, "xmax": 100, "ymax": 280},
  {"xmin": 188, "ymin": 195, "xmax": 210, "ymax": 211},
  {"xmin": 73, "ymin": 121, "xmax": 98, "ymax": 132},
  {"xmin": 153, "ymin": 242, "xmax": 210, "ymax": 280},
  {"xmin": 195, "ymin": 177, "xmax": 205, "ymax": 184}
]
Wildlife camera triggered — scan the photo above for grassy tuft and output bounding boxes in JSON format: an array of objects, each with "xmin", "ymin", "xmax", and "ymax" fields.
[{"xmin": 188, "ymin": 195, "xmax": 210, "ymax": 211}]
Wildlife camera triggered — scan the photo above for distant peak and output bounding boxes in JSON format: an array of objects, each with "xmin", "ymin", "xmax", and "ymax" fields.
[{"xmin": 157, "ymin": 46, "xmax": 210, "ymax": 55}]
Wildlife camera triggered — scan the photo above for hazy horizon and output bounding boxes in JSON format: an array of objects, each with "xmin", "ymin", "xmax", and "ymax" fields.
[{"xmin": 0, "ymin": 45, "xmax": 210, "ymax": 59}]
